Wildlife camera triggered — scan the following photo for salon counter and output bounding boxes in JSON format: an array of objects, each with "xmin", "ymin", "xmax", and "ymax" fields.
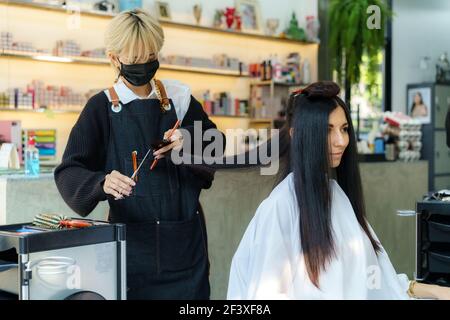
[
  {"xmin": 0, "ymin": 171, "xmax": 108, "ymax": 225},
  {"xmin": 0, "ymin": 161, "xmax": 428, "ymax": 299}
]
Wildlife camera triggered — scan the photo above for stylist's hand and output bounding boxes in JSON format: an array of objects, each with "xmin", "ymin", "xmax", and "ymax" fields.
[
  {"xmin": 103, "ymin": 170, "xmax": 136, "ymax": 200},
  {"xmin": 153, "ymin": 129, "xmax": 184, "ymax": 160}
]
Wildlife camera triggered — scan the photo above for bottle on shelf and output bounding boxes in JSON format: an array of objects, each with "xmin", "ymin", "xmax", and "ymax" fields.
[
  {"xmin": 267, "ymin": 58, "xmax": 273, "ymax": 81},
  {"xmin": 24, "ymin": 136, "xmax": 40, "ymax": 176},
  {"xmin": 302, "ymin": 58, "xmax": 311, "ymax": 84},
  {"xmin": 260, "ymin": 60, "xmax": 267, "ymax": 81},
  {"xmin": 272, "ymin": 54, "xmax": 283, "ymax": 82},
  {"xmin": 367, "ymin": 120, "xmax": 380, "ymax": 154}
]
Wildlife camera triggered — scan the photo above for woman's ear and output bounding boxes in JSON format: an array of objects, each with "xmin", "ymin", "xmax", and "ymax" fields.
[
  {"xmin": 289, "ymin": 127, "xmax": 294, "ymax": 138},
  {"xmin": 108, "ymin": 52, "xmax": 120, "ymax": 69}
]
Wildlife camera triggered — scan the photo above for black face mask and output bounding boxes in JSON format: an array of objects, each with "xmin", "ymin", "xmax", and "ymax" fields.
[{"xmin": 119, "ymin": 59, "xmax": 159, "ymax": 86}]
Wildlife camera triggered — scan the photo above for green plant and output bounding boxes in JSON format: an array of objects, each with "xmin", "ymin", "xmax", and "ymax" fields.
[{"xmin": 329, "ymin": 0, "xmax": 393, "ymax": 102}]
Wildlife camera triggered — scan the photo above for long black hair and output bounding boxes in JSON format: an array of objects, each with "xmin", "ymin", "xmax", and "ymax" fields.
[
  {"xmin": 283, "ymin": 81, "xmax": 381, "ymax": 287},
  {"xmin": 410, "ymin": 92, "xmax": 424, "ymax": 115},
  {"xmin": 183, "ymin": 81, "xmax": 380, "ymax": 288}
]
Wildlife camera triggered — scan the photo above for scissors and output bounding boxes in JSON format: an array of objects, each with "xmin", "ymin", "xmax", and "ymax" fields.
[
  {"xmin": 114, "ymin": 148, "xmax": 152, "ymax": 200},
  {"xmin": 115, "ymin": 120, "xmax": 181, "ymax": 200}
]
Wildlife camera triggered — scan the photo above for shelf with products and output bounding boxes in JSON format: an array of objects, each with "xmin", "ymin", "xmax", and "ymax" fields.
[
  {"xmin": 0, "ymin": 50, "xmax": 250, "ymax": 77},
  {"xmin": 247, "ymin": 51, "xmax": 311, "ymax": 120},
  {"xmin": 0, "ymin": 0, "xmax": 116, "ymax": 18},
  {"xmin": 250, "ymin": 80, "xmax": 307, "ymax": 87},
  {"xmin": 1, "ymin": 0, "xmax": 318, "ymax": 46},
  {"xmin": 249, "ymin": 82, "xmax": 304, "ymax": 120},
  {"xmin": 0, "ymin": 76, "xmax": 254, "ymax": 117},
  {"xmin": 0, "ymin": 78, "xmax": 90, "ymax": 113},
  {"xmin": 0, "ymin": 108, "xmax": 80, "ymax": 114},
  {"xmin": 159, "ymin": 20, "xmax": 317, "ymax": 46},
  {"xmin": 22, "ymin": 128, "xmax": 57, "ymax": 162},
  {"xmin": 249, "ymin": 118, "xmax": 273, "ymax": 123},
  {"xmin": 0, "ymin": 108, "xmax": 251, "ymax": 119},
  {"xmin": 1, "ymin": 0, "xmax": 318, "ymax": 157},
  {"xmin": 210, "ymin": 115, "xmax": 250, "ymax": 119}
]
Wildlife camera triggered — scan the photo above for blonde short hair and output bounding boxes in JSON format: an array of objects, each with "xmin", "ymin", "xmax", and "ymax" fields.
[{"xmin": 105, "ymin": 9, "xmax": 164, "ymax": 65}]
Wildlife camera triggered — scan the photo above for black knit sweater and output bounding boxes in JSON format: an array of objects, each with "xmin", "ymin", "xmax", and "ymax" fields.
[{"xmin": 54, "ymin": 92, "xmax": 223, "ymax": 217}]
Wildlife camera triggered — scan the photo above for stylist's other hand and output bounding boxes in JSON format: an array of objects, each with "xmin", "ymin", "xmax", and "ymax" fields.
[
  {"xmin": 103, "ymin": 170, "xmax": 136, "ymax": 200},
  {"xmin": 153, "ymin": 129, "xmax": 184, "ymax": 160}
]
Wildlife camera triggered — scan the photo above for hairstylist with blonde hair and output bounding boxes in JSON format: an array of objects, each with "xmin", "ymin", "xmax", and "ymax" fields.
[{"xmin": 55, "ymin": 9, "xmax": 224, "ymax": 299}]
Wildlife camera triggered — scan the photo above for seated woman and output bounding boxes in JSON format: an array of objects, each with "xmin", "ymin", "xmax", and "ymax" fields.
[{"xmin": 227, "ymin": 81, "xmax": 450, "ymax": 300}]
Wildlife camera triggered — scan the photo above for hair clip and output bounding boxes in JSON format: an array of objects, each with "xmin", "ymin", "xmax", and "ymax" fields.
[{"xmin": 293, "ymin": 88, "xmax": 304, "ymax": 97}]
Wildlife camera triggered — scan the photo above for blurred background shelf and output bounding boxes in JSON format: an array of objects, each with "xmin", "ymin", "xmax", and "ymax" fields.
[
  {"xmin": 160, "ymin": 20, "xmax": 318, "ymax": 46},
  {"xmin": 0, "ymin": 0, "xmax": 318, "ymax": 160},
  {"xmin": 0, "ymin": 108, "xmax": 80, "ymax": 114},
  {"xmin": 1, "ymin": 0, "xmax": 319, "ymax": 46},
  {"xmin": 0, "ymin": 108, "xmax": 253, "ymax": 118},
  {"xmin": 250, "ymin": 80, "xmax": 307, "ymax": 87},
  {"xmin": 210, "ymin": 115, "xmax": 249, "ymax": 119},
  {"xmin": 0, "ymin": 50, "xmax": 249, "ymax": 77},
  {"xmin": 249, "ymin": 118, "xmax": 273, "ymax": 123},
  {"xmin": 0, "ymin": 0, "xmax": 116, "ymax": 18}
]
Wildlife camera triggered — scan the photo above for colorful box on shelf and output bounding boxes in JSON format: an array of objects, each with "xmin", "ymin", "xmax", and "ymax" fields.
[
  {"xmin": 0, "ymin": 80, "xmax": 87, "ymax": 112},
  {"xmin": 248, "ymin": 52, "xmax": 306, "ymax": 84},
  {"xmin": 0, "ymin": 31, "xmax": 13, "ymax": 50},
  {"xmin": 199, "ymin": 91, "xmax": 248, "ymax": 117},
  {"xmin": 5, "ymin": 88, "xmax": 33, "ymax": 110},
  {"xmin": 0, "ymin": 120, "xmax": 23, "ymax": 163},
  {"xmin": 161, "ymin": 54, "xmax": 243, "ymax": 73},
  {"xmin": 118, "ymin": 0, "xmax": 142, "ymax": 12},
  {"xmin": 202, "ymin": 98, "xmax": 248, "ymax": 116},
  {"xmin": 0, "ymin": 92, "xmax": 9, "ymax": 108},
  {"xmin": 1, "ymin": 31, "xmax": 253, "ymax": 77},
  {"xmin": 81, "ymin": 48, "xmax": 106, "ymax": 59},
  {"xmin": 22, "ymin": 129, "xmax": 57, "ymax": 162},
  {"xmin": 53, "ymin": 40, "xmax": 81, "ymax": 57},
  {"xmin": 0, "ymin": 31, "xmax": 35, "ymax": 52}
]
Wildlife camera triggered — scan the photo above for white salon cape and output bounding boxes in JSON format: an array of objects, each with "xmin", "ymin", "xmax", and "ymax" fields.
[{"xmin": 227, "ymin": 173, "xmax": 411, "ymax": 300}]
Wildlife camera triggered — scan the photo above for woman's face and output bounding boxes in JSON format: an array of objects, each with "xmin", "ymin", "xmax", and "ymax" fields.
[
  {"xmin": 414, "ymin": 93, "xmax": 422, "ymax": 104},
  {"xmin": 328, "ymin": 106, "xmax": 349, "ymax": 168}
]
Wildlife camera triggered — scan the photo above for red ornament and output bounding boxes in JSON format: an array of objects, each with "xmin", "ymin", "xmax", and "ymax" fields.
[
  {"xmin": 234, "ymin": 14, "xmax": 241, "ymax": 30},
  {"xmin": 225, "ymin": 7, "xmax": 235, "ymax": 29}
]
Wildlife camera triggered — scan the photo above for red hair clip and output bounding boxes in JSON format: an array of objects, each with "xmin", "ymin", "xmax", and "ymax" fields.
[{"xmin": 293, "ymin": 88, "xmax": 304, "ymax": 96}]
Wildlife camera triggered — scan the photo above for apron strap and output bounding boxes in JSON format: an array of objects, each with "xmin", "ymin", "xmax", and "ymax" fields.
[
  {"xmin": 108, "ymin": 81, "xmax": 170, "ymax": 113},
  {"xmin": 108, "ymin": 87, "xmax": 120, "ymax": 107},
  {"xmin": 154, "ymin": 79, "xmax": 171, "ymax": 112}
]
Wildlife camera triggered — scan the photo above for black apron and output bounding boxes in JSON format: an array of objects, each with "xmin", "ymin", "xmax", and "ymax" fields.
[{"xmin": 104, "ymin": 89, "xmax": 210, "ymax": 300}]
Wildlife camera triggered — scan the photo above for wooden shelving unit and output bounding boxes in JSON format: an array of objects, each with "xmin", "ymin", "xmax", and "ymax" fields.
[
  {"xmin": 210, "ymin": 114, "xmax": 249, "ymax": 119},
  {"xmin": 249, "ymin": 118, "xmax": 273, "ymax": 123},
  {"xmin": 0, "ymin": 108, "xmax": 80, "ymax": 114},
  {"xmin": 0, "ymin": 0, "xmax": 318, "ymax": 46},
  {"xmin": 0, "ymin": 0, "xmax": 319, "ymax": 160},
  {"xmin": 0, "ymin": 107, "xmax": 251, "ymax": 119},
  {"xmin": 0, "ymin": 49, "xmax": 249, "ymax": 77},
  {"xmin": 160, "ymin": 20, "xmax": 317, "ymax": 46},
  {"xmin": 250, "ymin": 80, "xmax": 307, "ymax": 87}
]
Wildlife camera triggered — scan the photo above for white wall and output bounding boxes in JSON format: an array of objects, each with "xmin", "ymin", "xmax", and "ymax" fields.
[{"xmin": 392, "ymin": 0, "xmax": 450, "ymax": 113}]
